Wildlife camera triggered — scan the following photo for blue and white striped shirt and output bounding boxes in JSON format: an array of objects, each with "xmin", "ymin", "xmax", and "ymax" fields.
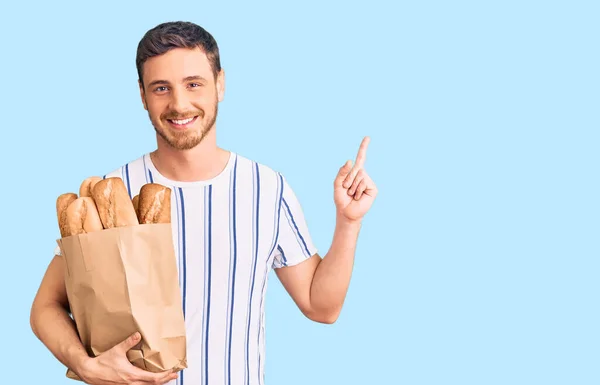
[{"xmin": 56, "ymin": 151, "xmax": 317, "ymax": 385}]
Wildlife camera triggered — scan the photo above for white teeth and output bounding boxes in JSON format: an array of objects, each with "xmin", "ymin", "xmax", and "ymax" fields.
[{"xmin": 172, "ymin": 117, "xmax": 194, "ymax": 125}]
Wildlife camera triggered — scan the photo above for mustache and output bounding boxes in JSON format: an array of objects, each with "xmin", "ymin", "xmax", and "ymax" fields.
[{"xmin": 162, "ymin": 110, "xmax": 203, "ymax": 120}]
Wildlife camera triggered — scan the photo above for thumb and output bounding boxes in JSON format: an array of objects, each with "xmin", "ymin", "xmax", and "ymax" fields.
[
  {"xmin": 117, "ymin": 332, "xmax": 141, "ymax": 352},
  {"xmin": 335, "ymin": 160, "xmax": 352, "ymax": 186}
]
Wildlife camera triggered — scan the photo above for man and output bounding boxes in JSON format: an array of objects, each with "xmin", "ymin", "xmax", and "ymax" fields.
[{"xmin": 30, "ymin": 21, "xmax": 377, "ymax": 385}]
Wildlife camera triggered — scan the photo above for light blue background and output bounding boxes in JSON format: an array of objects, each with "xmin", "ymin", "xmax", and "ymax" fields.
[{"xmin": 1, "ymin": 0, "xmax": 598, "ymax": 384}]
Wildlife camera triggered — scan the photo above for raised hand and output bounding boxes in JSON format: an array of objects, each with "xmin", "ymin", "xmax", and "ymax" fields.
[
  {"xmin": 78, "ymin": 332, "xmax": 178, "ymax": 385},
  {"xmin": 334, "ymin": 136, "xmax": 378, "ymax": 222}
]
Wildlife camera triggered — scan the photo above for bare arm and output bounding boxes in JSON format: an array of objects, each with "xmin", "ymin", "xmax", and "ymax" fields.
[
  {"xmin": 29, "ymin": 255, "xmax": 90, "ymax": 376},
  {"xmin": 30, "ymin": 255, "xmax": 178, "ymax": 384},
  {"xmin": 275, "ymin": 216, "xmax": 361, "ymax": 324},
  {"xmin": 276, "ymin": 137, "xmax": 377, "ymax": 324}
]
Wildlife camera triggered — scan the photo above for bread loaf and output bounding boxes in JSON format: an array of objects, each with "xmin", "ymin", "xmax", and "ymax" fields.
[
  {"xmin": 65, "ymin": 197, "xmax": 104, "ymax": 235},
  {"xmin": 56, "ymin": 193, "xmax": 78, "ymax": 237},
  {"xmin": 91, "ymin": 177, "xmax": 139, "ymax": 228},
  {"xmin": 132, "ymin": 195, "xmax": 140, "ymax": 221},
  {"xmin": 138, "ymin": 183, "xmax": 171, "ymax": 224},
  {"xmin": 79, "ymin": 176, "xmax": 103, "ymax": 198}
]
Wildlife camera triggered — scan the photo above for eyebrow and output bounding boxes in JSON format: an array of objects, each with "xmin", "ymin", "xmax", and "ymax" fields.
[{"xmin": 147, "ymin": 75, "xmax": 209, "ymax": 88}]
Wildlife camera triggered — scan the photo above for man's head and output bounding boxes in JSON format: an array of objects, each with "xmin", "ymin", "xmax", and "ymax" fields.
[{"xmin": 136, "ymin": 21, "xmax": 225, "ymax": 150}]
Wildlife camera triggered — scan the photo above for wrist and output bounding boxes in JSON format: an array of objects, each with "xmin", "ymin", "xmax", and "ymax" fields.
[
  {"xmin": 336, "ymin": 214, "xmax": 362, "ymax": 228},
  {"xmin": 68, "ymin": 346, "xmax": 93, "ymax": 379}
]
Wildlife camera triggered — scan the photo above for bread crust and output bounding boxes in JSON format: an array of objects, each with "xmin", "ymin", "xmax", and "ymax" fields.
[
  {"xmin": 56, "ymin": 193, "xmax": 78, "ymax": 237},
  {"xmin": 79, "ymin": 176, "xmax": 103, "ymax": 197},
  {"xmin": 65, "ymin": 197, "xmax": 104, "ymax": 235},
  {"xmin": 132, "ymin": 195, "xmax": 140, "ymax": 221},
  {"xmin": 91, "ymin": 177, "xmax": 139, "ymax": 228},
  {"xmin": 138, "ymin": 183, "xmax": 171, "ymax": 224}
]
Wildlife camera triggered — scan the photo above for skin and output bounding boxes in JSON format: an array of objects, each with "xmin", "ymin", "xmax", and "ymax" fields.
[
  {"xmin": 30, "ymin": 46, "xmax": 378, "ymax": 384},
  {"xmin": 140, "ymin": 47, "xmax": 229, "ymax": 183}
]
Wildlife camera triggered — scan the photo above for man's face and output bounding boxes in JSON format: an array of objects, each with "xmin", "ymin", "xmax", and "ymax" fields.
[{"xmin": 139, "ymin": 47, "xmax": 225, "ymax": 150}]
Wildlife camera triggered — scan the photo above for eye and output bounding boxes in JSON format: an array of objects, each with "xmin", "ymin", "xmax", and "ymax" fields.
[
  {"xmin": 154, "ymin": 86, "xmax": 168, "ymax": 92},
  {"xmin": 189, "ymin": 83, "xmax": 202, "ymax": 88}
]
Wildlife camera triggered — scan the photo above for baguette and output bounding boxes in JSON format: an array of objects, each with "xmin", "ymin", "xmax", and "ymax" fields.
[
  {"xmin": 79, "ymin": 176, "xmax": 103, "ymax": 198},
  {"xmin": 92, "ymin": 177, "xmax": 139, "ymax": 228},
  {"xmin": 56, "ymin": 193, "xmax": 78, "ymax": 237},
  {"xmin": 132, "ymin": 195, "xmax": 140, "ymax": 221},
  {"xmin": 65, "ymin": 197, "xmax": 104, "ymax": 235},
  {"xmin": 138, "ymin": 183, "xmax": 171, "ymax": 224}
]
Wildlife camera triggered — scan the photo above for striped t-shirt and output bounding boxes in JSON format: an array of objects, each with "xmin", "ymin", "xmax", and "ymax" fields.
[{"xmin": 55, "ymin": 151, "xmax": 318, "ymax": 385}]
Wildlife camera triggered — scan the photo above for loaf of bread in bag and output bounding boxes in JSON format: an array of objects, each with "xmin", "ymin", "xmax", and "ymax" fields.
[
  {"xmin": 56, "ymin": 193, "xmax": 78, "ymax": 237},
  {"xmin": 132, "ymin": 194, "xmax": 140, "ymax": 220},
  {"xmin": 79, "ymin": 176, "xmax": 103, "ymax": 198},
  {"xmin": 138, "ymin": 183, "xmax": 171, "ymax": 224},
  {"xmin": 65, "ymin": 197, "xmax": 104, "ymax": 235},
  {"xmin": 91, "ymin": 177, "xmax": 139, "ymax": 228}
]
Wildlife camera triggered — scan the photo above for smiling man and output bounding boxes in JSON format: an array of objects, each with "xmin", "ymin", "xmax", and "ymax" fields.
[{"xmin": 30, "ymin": 21, "xmax": 378, "ymax": 385}]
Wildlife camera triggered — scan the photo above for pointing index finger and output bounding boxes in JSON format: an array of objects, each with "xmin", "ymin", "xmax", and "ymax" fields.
[
  {"xmin": 342, "ymin": 136, "xmax": 371, "ymax": 188},
  {"xmin": 354, "ymin": 136, "xmax": 370, "ymax": 169}
]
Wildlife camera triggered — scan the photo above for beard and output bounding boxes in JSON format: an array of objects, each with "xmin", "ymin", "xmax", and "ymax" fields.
[{"xmin": 150, "ymin": 100, "xmax": 218, "ymax": 150}]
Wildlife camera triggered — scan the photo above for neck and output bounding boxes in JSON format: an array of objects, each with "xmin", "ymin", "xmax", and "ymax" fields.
[{"xmin": 150, "ymin": 129, "xmax": 230, "ymax": 182}]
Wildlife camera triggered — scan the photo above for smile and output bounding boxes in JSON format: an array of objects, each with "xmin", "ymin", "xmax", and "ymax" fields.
[{"xmin": 167, "ymin": 116, "xmax": 198, "ymax": 129}]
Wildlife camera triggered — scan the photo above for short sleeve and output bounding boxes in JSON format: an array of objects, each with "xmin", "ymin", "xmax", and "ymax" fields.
[{"xmin": 272, "ymin": 175, "xmax": 318, "ymax": 269}]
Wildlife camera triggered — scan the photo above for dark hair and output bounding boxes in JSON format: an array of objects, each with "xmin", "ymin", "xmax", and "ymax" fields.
[{"xmin": 136, "ymin": 21, "xmax": 221, "ymax": 86}]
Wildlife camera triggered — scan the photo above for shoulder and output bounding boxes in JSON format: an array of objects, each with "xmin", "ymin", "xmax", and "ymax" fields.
[
  {"xmin": 229, "ymin": 153, "xmax": 296, "ymax": 200},
  {"xmin": 232, "ymin": 152, "xmax": 286, "ymax": 182},
  {"xmin": 102, "ymin": 153, "xmax": 148, "ymax": 179},
  {"xmin": 99, "ymin": 153, "xmax": 151, "ymax": 198}
]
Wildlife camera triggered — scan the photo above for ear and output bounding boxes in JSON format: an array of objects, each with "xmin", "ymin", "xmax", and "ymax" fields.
[
  {"xmin": 138, "ymin": 80, "xmax": 148, "ymax": 111},
  {"xmin": 216, "ymin": 69, "xmax": 226, "ymax": 102}
]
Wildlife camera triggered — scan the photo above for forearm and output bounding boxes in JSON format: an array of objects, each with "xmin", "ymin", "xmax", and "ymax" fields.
[
  {"xmin": 31, "ymin": 302, "xmax": 90, "ymax": 375},
  {"xmin": 309, "ymin": 215, "xmax": 361, "ymax": 322}
]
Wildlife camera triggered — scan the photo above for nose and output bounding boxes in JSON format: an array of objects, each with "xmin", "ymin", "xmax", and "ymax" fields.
[{"xmin": 168, "ymin": 87, "xmax": 190, "ymax": 114}]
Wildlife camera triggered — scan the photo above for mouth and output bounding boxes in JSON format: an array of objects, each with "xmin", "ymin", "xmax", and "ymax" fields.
[{"xmin": 166, "ymin": 116, "xmax": 198, "ymax": 129}]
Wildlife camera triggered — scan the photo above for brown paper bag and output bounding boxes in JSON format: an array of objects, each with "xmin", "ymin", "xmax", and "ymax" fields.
[{"xmin": 56, "ymin": 223, "xmax": 187, "ymax": 380}]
